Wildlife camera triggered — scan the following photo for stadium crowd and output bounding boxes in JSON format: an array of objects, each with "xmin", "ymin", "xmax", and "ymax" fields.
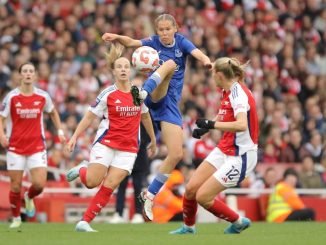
[{"xmin": 0, "ymin": 0, "xmax": 325, "ymax": 196}]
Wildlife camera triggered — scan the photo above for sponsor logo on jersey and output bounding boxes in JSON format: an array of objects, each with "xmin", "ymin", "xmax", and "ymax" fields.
[
  {"xmin": 175, "ymin": 49, "xmax": 182, "ymax": 57},
  {"xmin": 16, "ymin": 108, "xmax": 40, "ymax": 118},
  {"xmin": 115, "ymin": 99, "xmax": 121, "ymax": 104},
  {"xmin": 15, "ymin": 102, "xmax": 22, "ymax": 107},
  {"xmin": 116, "ymin": 105, "xmax": 141, "ymax": 117}
]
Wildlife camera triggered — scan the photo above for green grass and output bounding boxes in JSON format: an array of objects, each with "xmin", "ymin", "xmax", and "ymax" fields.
[{"xmin": 1, "ymin": 222, "xmax": 326, "ymax": 245}]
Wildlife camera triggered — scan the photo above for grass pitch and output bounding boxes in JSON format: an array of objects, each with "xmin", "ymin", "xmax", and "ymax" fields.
[{"xmin": 1, "ymin": 222, "xmax": 325, "ymax": 245}]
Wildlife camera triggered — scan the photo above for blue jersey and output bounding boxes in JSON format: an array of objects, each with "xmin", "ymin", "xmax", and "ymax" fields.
[
  {"xmin": 141, "ymin": 33, "xmax": 196, "ymax": 102},
  {"xmin": 141, "ymin": 33, "xmax": 196, "ymax": 127}
]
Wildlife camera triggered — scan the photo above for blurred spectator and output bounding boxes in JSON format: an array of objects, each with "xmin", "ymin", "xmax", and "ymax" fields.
[
  {"xmin": 301, "ymin": 130, "xmax": 324, "ymax": 163},
  {"xmin": 250, "ymin": 167, "xmax": 278, "ymax": 196},
  {"xmin": 280, "ymin": 129, "xmax": 305, "ymax": 163},
  {"xmin": 299, "ymin": 156, "xmax": 324, "ymax": 189},
  {"xmin": 266, "ymin": 168, "xmax": 315, "ymax": 222}
]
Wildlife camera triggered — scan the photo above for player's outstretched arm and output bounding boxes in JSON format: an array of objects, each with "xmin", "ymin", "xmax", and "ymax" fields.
[
  {"xmin": 102, "ymin": 33, "xmax": 142, "ymax": 48},
  {"xmin": 191, "ymin": 48, "xmax": 212, "ymax": 70}
]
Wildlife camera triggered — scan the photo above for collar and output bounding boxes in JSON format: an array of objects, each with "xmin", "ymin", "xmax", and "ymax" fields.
[{"xmin": 159, "ymin": 37, "xmax": 176, "ymax": 48}]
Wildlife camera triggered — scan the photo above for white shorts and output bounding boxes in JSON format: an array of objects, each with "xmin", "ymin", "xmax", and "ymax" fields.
[
  {"xmin": 89, "ymin": 143, "xmax": 137, "ymax": 174},
  {"xmin": 6, "ymin": 150, "xmax": 47, "ymax": 171},
  {"xmin": 205, "ymin": 147, "xmax": 257, "ymax": 188}
]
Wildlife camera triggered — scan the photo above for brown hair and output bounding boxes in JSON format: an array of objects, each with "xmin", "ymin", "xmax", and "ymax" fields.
[
  {"xmin": 213, "ymin": 57, "xmax": 249, "ymax": 82},
  {"xmin": 18, "ymin": 62, "xmax": 35, "ymax": 73},
  {"xmin": 154, "ymin": 14, "xmax": 178, "ymax": 29},
  {"xmin": 105, "ymin": 43, "xmax": 125, "ymax": 70}
]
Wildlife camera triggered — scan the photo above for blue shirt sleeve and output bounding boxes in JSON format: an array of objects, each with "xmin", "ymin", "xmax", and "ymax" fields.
[
  {"xmin": 140, "ymin": 36, "xmax": 154, "ymax": 47},
  {"xmin": 179, "ymin": 37, "xmax": 196, "ymax": 55}
]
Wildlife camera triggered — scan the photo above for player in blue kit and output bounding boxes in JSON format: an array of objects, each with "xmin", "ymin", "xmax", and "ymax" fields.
[{"xmin": 102, "ymin": 14, "xmax": 211, "ymax": 221}]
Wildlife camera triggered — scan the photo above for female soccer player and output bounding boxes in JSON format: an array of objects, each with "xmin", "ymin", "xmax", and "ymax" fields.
[
  {"xmin": 102, "ymin": 14, "xmax": 212, "ymax": 221},
  {"xmin": 65, "ymin": 43, "xmax": 175, "ymax": 232},
  {"xmin": 0, "ymin": 62, "xmax": 66, "ymax": 229},
  {"xmin": 170, "ymin": 57, "xmax": 259, "ymax": 235}
]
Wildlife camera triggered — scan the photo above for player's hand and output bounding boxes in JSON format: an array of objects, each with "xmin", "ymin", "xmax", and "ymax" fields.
[
  {"xmin": 204, "ymin": 61, "xmax": 213, "ymax": 70},
  {"xmin": 101, "ymin": 33, "xmax": 118, "ymax": 42},
  {"xmin": 0, "ymin": 135, "xmax": 9, "ymax": 148},
  {"xmin": 65, "ymin": 137, "xmax": 77, "ymax": 153},
  {"xmin": 192, "ymin": 128, "xmax": 209, "ymax": 139},
  {"xmin": 147, "ymin": 141, "xmax": 157, "ymax": 158},
  {"xmin": 196, "ymin": 118, "xmax": 216, "ymax": 129}
]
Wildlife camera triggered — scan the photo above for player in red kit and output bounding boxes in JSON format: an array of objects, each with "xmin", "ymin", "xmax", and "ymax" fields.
[
  {"xmin": 170, "ymin": 57, "xmax": 259, "ymax": 235},
  {"xmin": 65, "ymin": 43, "xmax": 160, "ymax": 232},
  {"xmin": 0, "ymin": 63, "xmax": 66, "ymax": 229}
]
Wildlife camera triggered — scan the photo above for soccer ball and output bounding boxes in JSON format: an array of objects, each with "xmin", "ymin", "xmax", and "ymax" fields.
[{"xmin": 132, "ymin": 46, "xmax": 160, "ymax": 72}]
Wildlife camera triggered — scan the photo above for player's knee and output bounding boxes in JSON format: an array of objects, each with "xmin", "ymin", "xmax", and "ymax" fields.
[
  {"xmin": 195, "ymin": 192, "xmax": 211, "ymax": 209},
  {"xmin": 185, "ymin": 185, "xmax": 197, "ymax": 200},
  {"xmin": 11, "ymin": 185, "xmax": 22, "ymax": 193},
  {"xmin": 169, "ymin": 150, "xmax": 183, "ymax": 164},
  {"xmin": 165, "ymin": 59, "xmax": 177, "ymax": 71},
  {"xmin": 31, "ymin": 183, "xmax": 45, "ymax": 192},
  {"xmin": 85, "ymin": 179, "xmax": 100, "ymax": 189}
]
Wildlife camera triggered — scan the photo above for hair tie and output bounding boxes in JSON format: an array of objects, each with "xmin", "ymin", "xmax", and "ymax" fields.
[{"xmin": 228, "ymin": 59, "xmax": 231, "ymax": 65}]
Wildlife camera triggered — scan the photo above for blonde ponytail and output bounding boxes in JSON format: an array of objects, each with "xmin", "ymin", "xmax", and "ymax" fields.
[
  {"xmin": 214, "ymin": 57, "xmax": 249, "ymax": 82},
  {"xmin": 105, "ymin": 43, "xmax": 125, "ymax": 70}
]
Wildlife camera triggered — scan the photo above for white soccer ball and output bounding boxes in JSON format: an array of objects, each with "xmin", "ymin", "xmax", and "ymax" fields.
[{"xmin": 132, "ymin": 46, "xmax": 160, "ymax": 72}]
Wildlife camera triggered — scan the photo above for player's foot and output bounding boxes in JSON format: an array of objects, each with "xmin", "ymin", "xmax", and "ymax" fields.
[
  {"xmin": 130, "ymin": 86, "xmax": 147, "ymax": 106},
  {"xmin": 24, "ymin": 192, "xmax": 35, "ymax": 217},
  {"xmin": 224, "ymin": 217, "xmax": 251, "ymax": 234},
  {"xmin": 66, "ymin": 160, "xmax": 88, "ymax": 182},
  {"xmin": 75, "ymin": 221, "xmax": 98, "ymax": 232},
  {"xmin": 169, "ymin": 225, "xmax": 196, "ymax": 235},
  {"xmin": 9, "ymin": 216, "xmax": 22, "ymax": 229},
  {"xmin": 130, "ymin": 213, "xmax": 144, "ymax": 224},
  {"xmin": 109, "ymin": 213, "xmax": 126, "ymax": 224},
  {"xmin": 138, "ymin": 190, "xmax": 153, "ymax": 221}
]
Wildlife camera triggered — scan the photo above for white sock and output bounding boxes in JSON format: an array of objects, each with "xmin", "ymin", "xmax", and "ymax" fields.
[
  {"xmin": 146, "ymin": 191, "xmax": 155, "ymax": 200},
  {"xmin": 233, "ymin": 216, "xmax": 242, "ymax": 225},
  {"xmin": 139, "ymin": 90, "xmax": 148, "ymax": 100}
]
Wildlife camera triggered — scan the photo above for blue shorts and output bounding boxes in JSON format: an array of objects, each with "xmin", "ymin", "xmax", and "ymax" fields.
[{"xmin": 145, "ymin": 94, "xmax": 182, "ymax": 129}]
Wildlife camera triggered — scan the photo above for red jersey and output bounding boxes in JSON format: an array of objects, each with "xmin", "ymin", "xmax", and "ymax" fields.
[
  {"xmin": 217, "ymin": 82, "xmax": 259, "ymax": 156},
  {"xmin": 0, "ymin": 87, "xmax": 54, "ymax": 155},
  {"xmin": 89, "ymin": 84, "xmax": 148, "ymax": 153}
]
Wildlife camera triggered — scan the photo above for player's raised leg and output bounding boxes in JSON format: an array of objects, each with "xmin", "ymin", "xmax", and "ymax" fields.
[{"xmin": 130, "ymin": 59, "xmax": 176, "ymax": 106}]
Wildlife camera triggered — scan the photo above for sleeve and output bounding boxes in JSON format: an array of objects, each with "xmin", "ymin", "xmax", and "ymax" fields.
[
  {"xmin": 141, "ymin": 103, "xmax": 149, "ymax": 114},
  {"xmin": 43, "ymin": 92, "xmax": 55, "ymax": 113},
  {"xmin": 180, "ymin": 37, "xmax": 196, "ymax": 55},
  {"xmin": 0, "ymin": 94, "xmax": 12, "ymax": 118},
  {"xmin": 141, "ymin": 36, "xmax": 155, "ymax": 47},
  {"xmin": 88, "ymin": 93, "xmax": 108, "ymax": 118},
  {"xmin": 230, "ymin": 87, "xmax": 249, "ymax": 117}
]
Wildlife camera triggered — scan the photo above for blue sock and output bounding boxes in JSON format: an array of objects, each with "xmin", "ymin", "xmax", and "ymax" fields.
[
  {"xmin": 147, "ymin": 173, "xmax": 168, "ymax": 196},
  {"xmin": 143, "ymin": 72, "xmax": 161, "ymax": 94}
]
